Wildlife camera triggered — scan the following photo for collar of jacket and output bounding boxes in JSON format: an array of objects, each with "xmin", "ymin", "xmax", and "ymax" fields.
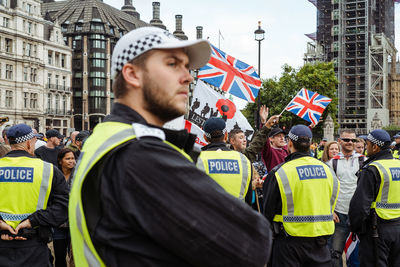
[
  {"xmin": 104, "ymin": 103, "xmax": 196, "ymax": 154},
  {"xmin": 201, "ymin": 142, "xmax": 230, "ymax": 151},
  {"xmin": 4, "ymin": 150, "xmax": 35, "ymax": 158},
  {"xmin": 284, "ymin": 152, "xmax": 310, "ymax": 162}
]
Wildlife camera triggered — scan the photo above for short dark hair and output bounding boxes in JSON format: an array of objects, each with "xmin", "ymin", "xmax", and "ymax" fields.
[
  {"xmin": 57, "ymin": 148, "xmax": 76, "ymax": 170},
  {"xmin": 340, "ymin": 128, "xmax": 356, "ymax": 137},
  {"xmin": 292, "ymin": 137, "xmax": 311, "ymax": 153},
  {"xmin": 228, "ymin": 129, "xmax": 243, "ymax": 142},
  {"xmin": 112, "ymin": 50, "xmax": 154, "ymax": 99}
]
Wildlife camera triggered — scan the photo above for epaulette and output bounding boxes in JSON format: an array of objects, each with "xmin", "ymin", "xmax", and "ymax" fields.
[{"xmin": 132, "ymin": 123, "xmax": 166, "ymax": 141}]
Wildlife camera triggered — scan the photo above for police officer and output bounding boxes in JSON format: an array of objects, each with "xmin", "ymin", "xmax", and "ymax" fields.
[
  {"xmin": 263, "ymin": 125, "xmax": 340, "ymax": 267},
  {"xmin": 349, "ymin": 129, "xmax": 400, "ymax": 266},
  {"xmin": 196, "ymin": 117, "xmax": 253, "ymax": 204},
  {"xmin": 0, "ymin": 124, "xmax": 68, "ymax": 267},
  {"xmin": 69, "ymin": 26, "xmax": 272, "ymax": 266}
]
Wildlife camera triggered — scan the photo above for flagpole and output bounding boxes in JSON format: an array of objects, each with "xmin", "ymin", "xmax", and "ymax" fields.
[{"xmin": 279, "ymin": 88, "xmax": 303, "ymax": 116}]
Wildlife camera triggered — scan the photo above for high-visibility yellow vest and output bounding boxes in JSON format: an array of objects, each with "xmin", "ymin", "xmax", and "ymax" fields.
[
  {"xmin": 197, "ymin": 150, "xmax": 251, "ymax": 201},
  {"xmin": 370, "ymin": 159, "xmax": 400, "ymax": 220},
  {"xmin": 69, "ymin": 121, "xmax": 193, "ymax": 267},
  {"xmin": 316, "ymin": 149, "xmax": 324, "ymax": 160},
  {"xmin": 393, "ymin": 150, "xmax": 399, "ymax": 159},
  {"xmin": 273, "ymin": 157, "xmax": 339, "ymax": 237},
  {"xmin": 0, "ymin": 156, "xmax": 53, "ymax": 229}
]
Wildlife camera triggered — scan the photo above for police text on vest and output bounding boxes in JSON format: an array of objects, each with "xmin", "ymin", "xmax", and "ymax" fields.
[
  {"xmin": 208, "ymin": 159, "xmax": 240, "ymax": 174},
  {"xmin": 390, "ymin": 168, "xmax": 400, "ymax": 181},
  {"xmin": 296, "ymin": 165, "xmax": 327, "ymax": 180},
  {"xmin": 0, "ymin": 167, "xmax": 34, "ymax": 183}
]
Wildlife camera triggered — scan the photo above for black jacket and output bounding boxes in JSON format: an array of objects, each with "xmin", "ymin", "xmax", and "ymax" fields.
[
  {"xmin": 200, "ymin": 141, "xmax": 253, "ymax": 204},
  {"xmin": 0, "ymin": 150, "xmax": 69, "ymax": 247},
  {"xmin": 84, "ymin": 103, "xmax": 272, "ymax": 267},
  {"xmin": 349, "ymin": 149, "xmax": 400, "ymax": 234}
]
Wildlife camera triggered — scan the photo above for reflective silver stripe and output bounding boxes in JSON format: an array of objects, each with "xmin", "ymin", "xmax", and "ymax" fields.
[
  {"xmin": 196, "ymin": 157, "xmax": 206, "ymax": 173},
  {"xmin": 0, "ymin": 212, "xmax": 30, "ymax": 221},
  {"xmin": 77, "ymin": 128, "xmax": 135, "ymax": 185},
  {"xmin": 239, "ymin": 153, "xmax": 249, "ymax": 200},
  {"xmin": 76, "ymin": 204, "xmax": 101, "ymax": 267},
  {"xmin": 376, "ymin": 202, "xmax": 400, "ymax": 209},
  {"xmin": 330, "ymin": 171, "xmax": 339, "ymax": 209},
  {"xmin": 36, "ymin": 162, "xmax": 52, "ymax": 210},
  {"xmin": 283, "ymin": 214, "xmax": 333, "ymax": 223},
  {"xmin": 277, "ymin": 167, "xmax": 294, "ymax": 215},
  {"xmin": 373, "ymin": 162, "xmax": 390, "ymax": 203}
]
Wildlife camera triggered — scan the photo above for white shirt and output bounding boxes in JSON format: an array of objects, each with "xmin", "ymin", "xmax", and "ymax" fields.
[
  {"xmin": 35, "ymin": 139, "xmax": 46, "ymax": 150},
  {"xmin": 327, "ymin": 151, "xmax": 365, "ymax": 214}
]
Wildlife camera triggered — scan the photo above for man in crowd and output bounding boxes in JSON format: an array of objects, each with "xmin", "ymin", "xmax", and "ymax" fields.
[
  {"xmin": 261, "ymin": 126, "xmax": 289, "ymax": 172},
  {"xmin": 34, "ymin": 129, "xmax": 63, "ymax": 166},
  {"xmin": 327, "ymin": 129, "xmax": 365, "ymax": 267},
  {"xmin": 229, "ymin": 105, "xmax": 280, "ymax": 163},
  {"xmin": 349, "ymin": 129, "xmax": 400, "ymax": 266},
  {"xmin": 263, "ymin": 124, "xmax": 339, "ymax": 266},
  {"xmin": 315, "ymin": 138, "xmax": 328, "ymax": 160},
  {"xmin": 0, "ymin": 124, "xmax": 69, "ymax": 266},
  {"xmin": 66, "ymin": 131, "xmax": 79, "ymax": 154},
  {"xmin": 392, "ymin": 132, "xmax": 400, "ymax": 159},
  {"xmin": 197, "ymin": 117, "xmax": 253, "ymax": 204},
  {"xmin": 69, "ymin": 26, "xmax": 272, "ymax": 266},
  {"xmin": 32, "ymin": 129, "xmax": 46, "ymax": 150}
]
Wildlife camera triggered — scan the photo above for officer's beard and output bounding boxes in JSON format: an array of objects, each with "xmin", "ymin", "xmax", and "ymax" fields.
[{"xmin": 142, "ymin": 73, "xmax": 186, "ymax": 123}]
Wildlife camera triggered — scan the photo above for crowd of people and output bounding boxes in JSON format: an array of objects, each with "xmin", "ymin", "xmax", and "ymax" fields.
[{"xmin": 0, "ymin": 26, "xmax": 399, "ymax": 267}]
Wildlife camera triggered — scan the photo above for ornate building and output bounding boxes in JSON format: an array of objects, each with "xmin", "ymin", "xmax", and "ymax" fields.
[{"xmin": 0, "ymin": 0, "xmax": 72, "ymax": 134}]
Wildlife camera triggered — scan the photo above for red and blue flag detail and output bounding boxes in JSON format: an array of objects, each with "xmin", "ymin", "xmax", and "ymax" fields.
[
  {"xmin": 286, "ymin": 88, "xmax": 332, "ymax": 124},
  {"xmin": 198, "ymin": 45, "xmax": 261, "ymax": 103}
]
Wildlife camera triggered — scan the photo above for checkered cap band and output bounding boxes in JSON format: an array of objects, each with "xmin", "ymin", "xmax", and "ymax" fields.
[
  {"xmin": 367, "ymin": 133, "xmax": 385, "ymax": 147},
  {"xmin": 288, "ymin": 132, "xmax": 298, "ymax": 141},
  {"xmin": 113, "ymin": 33, "xmax": 163, "ymax": 75},
  {"xmin": 14, "ymin": 131, "xmax": 35, "ymax": 144}
]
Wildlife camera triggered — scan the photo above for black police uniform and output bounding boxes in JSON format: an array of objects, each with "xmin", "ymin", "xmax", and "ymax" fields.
[
  {"xmin": 349, "ymin": 149, "xmax": 400, "ymax": 267},
  {"xmin": 0, "ymin": 150, "xmax": 69, "ymax": 267},
  {"xmin": 263, "ymin": 152, "xmax": 332, "ymax": 267},
  {"xmin": 81, "ymin": 103, "xmax": 273, "ymax": 266}
]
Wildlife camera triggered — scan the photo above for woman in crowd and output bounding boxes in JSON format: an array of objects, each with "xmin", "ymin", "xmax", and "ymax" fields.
[
  {"xmin": 53, "ymin": 148, "xmax": 76, "ymax": 267},
  {"xmin": 321, "ymin": 141, "xmax": 340, "ymax": 163}
]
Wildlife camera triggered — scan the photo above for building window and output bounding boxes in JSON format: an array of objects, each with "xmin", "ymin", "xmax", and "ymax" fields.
[
  {"xmin": 61, "ymin": 24, "xmax": 68, "ymax": 33},
  {"xmin": 75, "ymin": 24, "xmax": 83, "ymax": 31},
  {"xmin": 91, "ymin": 59, "xmax": 106, "ymax": 68},
  {"xmin": 55, "ymin": 94, "xmax": 60, "ymax": 113},
  {"xmin": 48, "ymin": 51, "xmax": 53, "ymax": 65},
  {"xmin": 5, "ymin": 64, "xmax": 13, "ymax": 79},
  {"xmin": 5, "ymin": 90, "xmax": 13, "ymax": 108},
  {"xmin": 55, "ymin": 75, "xmax": 59, "ymax": 88},
  {"xmin": 62, "ymin": 95, "xmax": 67, "ymax": 113},
  {"xmin": 30, "ymin": 68, "xmax": 37, "ymax": 82},
  {"xmin": 56, "ymin": 31, "xmax": 59, "ymax": 42},
  {"xmin": 91, "ymin": 40, "xmax": 106, "ymax": 49},
  {"xmin": 72, "ymin": 35, "xmax": 82, "ymax": 50},
  {"xmin": 33, "ymin": 45, "xmax": 37, "ymax": 57},
  {"xmin": 61, "ymin": 54, "xmax": 66, "ymax": 68},
  {"xmin": 26, "ymin": 3, "xmax": 32, "ymax": 14},
  {"xmin": 47, "ymin": 73, "xmax": 52, "ymax": 87},
  {"xmin": 5, "ymin": 38, "xmax": 12, "ymax": 53},
  {"xmin": 90, "ymin": 23, "xmax": 104, "ymax": 32},
  {"xmin": 26, "ymin": 43, "xmax": 32, "ymax": 56},
  {"xmin": 30, "ymin": 93, "xmax": 37, "ymax": 109},
  {"xmin": 24, "ymin": 67, "xmax": 28, "ymax": 81},
  {"xmin": 62, "ymin": 76, "xmax": 66, "ymax": 89},
  {"xmin": 24, "ymin": 92, "xmax": 29, "ymax": 108},
  {"xmin": 47, "ymin": 93, "xmax": 52, "ymax": 110},
  {"xmin": 27, "ymin": 22, "xmax": 32, "ymax": 34},
  {"xmin": 3, "ymin": 17, "xmax": 9, "ymax": 28}
]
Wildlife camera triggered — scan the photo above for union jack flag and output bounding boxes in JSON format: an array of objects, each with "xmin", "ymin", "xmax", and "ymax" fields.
[
  {"xmin": 286, "ymin": 88, "xmax": 332, "ymax": 124},
  {"xmin": 197, "ymin": 45, "xmax": 261, "ymax": 103}
]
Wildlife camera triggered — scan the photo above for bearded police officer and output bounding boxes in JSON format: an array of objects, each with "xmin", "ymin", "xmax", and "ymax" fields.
[
  {"xmin": 196, "ymin": 117, "xmax": 253, "ymax": 204},
  {"xmin": 0, "ymin": 124, "xmax": 68, "ymax": 266},
  {"xmin": 69, "ymin": 26, "xmax": 272, "ymax": 267},
  {"xmin": 349, "ymin": 129, "xmax": 400, "ymax": 266},
  {"xmin": 263, "ymin": 124, "xmax": 340, "ymax": 267}
]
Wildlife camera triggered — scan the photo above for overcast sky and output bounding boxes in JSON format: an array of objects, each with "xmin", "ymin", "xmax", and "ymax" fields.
[{"xmin": 104, "ymin": 0, "xmax": 400, "ymax": 80}]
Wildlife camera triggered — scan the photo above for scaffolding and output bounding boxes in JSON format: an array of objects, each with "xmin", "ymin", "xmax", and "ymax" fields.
[{"xmin": 307, "ymin": 0, "xmax": 395, "ymax": 134}]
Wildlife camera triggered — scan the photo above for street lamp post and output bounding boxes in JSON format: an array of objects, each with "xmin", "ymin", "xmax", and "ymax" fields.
[{"xmin": 254, "ymin": 21, "xmax": 265, "ymax": 129}]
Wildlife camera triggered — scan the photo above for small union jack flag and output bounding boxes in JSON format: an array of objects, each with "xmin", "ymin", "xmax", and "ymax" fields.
[
  {"xmin": 286, "ymin": 88, "xmax": 332, "ymax": 124},
  {"xmin": 197, "ymin": 45, "xmax": 261, "ymax": 103}
]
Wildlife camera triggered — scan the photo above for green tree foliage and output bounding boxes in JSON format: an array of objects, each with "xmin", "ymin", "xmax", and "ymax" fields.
[{"xmin": 242, "ymin": 62, "xmax": 338, "ymax": 139}]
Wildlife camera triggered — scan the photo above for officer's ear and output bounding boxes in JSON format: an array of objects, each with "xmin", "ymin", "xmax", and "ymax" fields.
[
  {"xmin": 204, "ymin": 134, "xmax": 210, "ymax": 143},
  {"xmin": 223, "ymin": 132, "xmax": 228, "ymax": 142},
  {"xmin": 122, "ymin": 63, "xmax": 142, "ymax": 89}
]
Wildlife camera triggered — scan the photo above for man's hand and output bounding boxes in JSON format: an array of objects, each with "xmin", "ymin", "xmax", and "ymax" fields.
[
  {"xmin": 0, "ymin": 220, "xmax": 16, "ymax": 241},
  {"xmin": 14, "ymin": 219, "xmax": 32, "ymax": 241},
  {"xmin": 265, "ymin": 115, "xmax": 280, "ymax": 128},
  {"xmin": 333, "ymin": 212, "xmax": 340, "ymax": 223},
  {"xmin": 260, "ymin": 105, "xmax": 269, "ymax": 125}
]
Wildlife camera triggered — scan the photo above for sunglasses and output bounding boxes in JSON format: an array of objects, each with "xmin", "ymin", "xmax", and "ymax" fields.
[{"xmin": 341, "ymin": 138, "xmax": 358, "ymax": 143}]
